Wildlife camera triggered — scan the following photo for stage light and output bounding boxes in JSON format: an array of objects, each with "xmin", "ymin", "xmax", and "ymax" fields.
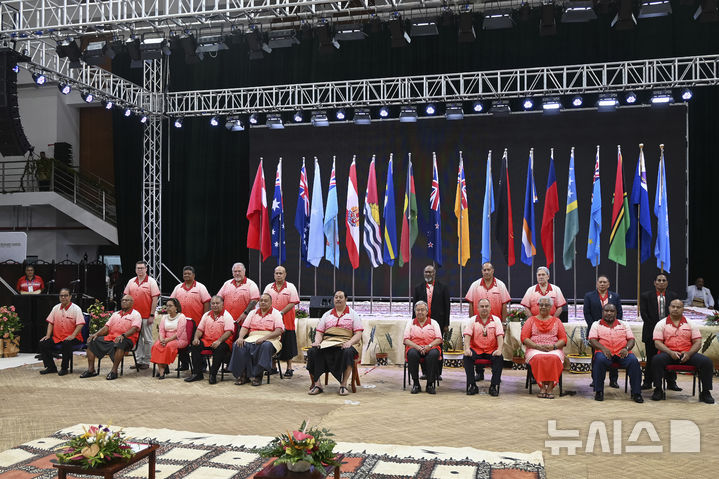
[
  {"xmin": 334, "ymin": 24, "xmax": 367, "ymax": 41},
  {"xmin": 445, "ymin": 103, "xmax": 464, "ymax": 120},
  {"xmin": 311, "ymin": 111, "xmax": 330, "ymax": 127},
  {"xmin": 378, "ymin": 106, "xmax": 390, "ymax": 118},
  {"xmin": 140, "ymin": 36, "xmax": 171, "ymax": 60},
  {"xmin": 81, "ymin": 91, "xmax": 94, "ymax": 103},
  {"xmin": 225, "ymin": 117, "xmax": 245, "ymax": 131},
  {"xmin": 56, "ymin": 38, "xmax": 82, "ymax": 68},
  {"xmin": 83, "ymin": 41, "xmax": 116, "ymax": 66},
  {"xmin": 694, "ymin": 0, "xmax": 718, "ymax": 22},
  {"xmin": 32, "ymin": 72, "xmax": 46, "ymax": 85},
  {"xmin": 353, "ymin": 108, "xmax": 372, "ymax": 125},
  {"xmin": 483, "ymin": 10, "xmax": 515, "ymax": 30},
  {"xmin": 426, "ymin": 104, "xmax": 437, "ymax": 115},
  {"xmin": 472, "ymin": 101, "xmax": 484, "ymax": 112},
  {"xmin": 103, "ymin": 100, "xmax": 114, "ymax": 110},
  {"xmin": 336, "ymin": 109, "xmax": 346, "ymax": 120},
  {"xmin": 249, "ymin": 113, "xmax": 259, "ymax": 125},
  {"xmin": 490, "ymin": 100, "xmax": 511, "ymax": 115},
  {"xmin": 124, "ymin": 108, "xmax": 132, "ymax": 117},
  {"xmin": 58, "ymin": 83, "xmax": 71, "ymax": 95},
  {"xmin": 523, "ymin": 98, "xmax": 534, "ymax": 110},
  {"xmin": 561, "ymin": 1, "xmax": 598, "ymax": 23},
  {"xmin": 611, "ymin": 0, "xmax": 637, "ymax": 30},
  {"xmin": 210, "ymin": 116, "xmax": 220, "ymax": 127},
  {"xmin": 540, "ymin": 3, "xmax": 557, "ymax": 36},
  {"xmin": 410, "ymin": 18, "xmax": 439, "ymax": 37},
  {"xmin": 638, "ymin": 0, "xmax": 672, "ymax": 18},
  {"xmin": 681, "ymin": 89, "xmax": 693, "ymax": 100},
  {"xmin": 572, "ymin": 95, "xmax": 583, "ymax": 107},
  {"xmin": 388, "ymin": 15, "xmax": 411, "ymax": 47},
  {"xmin": 179, "ymin": 34, "xmax": 203, "ymax": 64},
  {"xmin": 126, "ymin": 38, "xmax": 143, "ymax": 68},
  {"xmin": 458, "ymin": 11, "xmax": 477, "ymax": 42},
  {"xmin": 399, "ymin": 106, "xmax": 418, "ymax": 122},
  {"xmin": 293, "ymin": 111, "xmax": 303, "ymax": 122},
  {"xmin": 174, "ymin": 118, "xmax": 183, "ymax": 128},
  {"xmin": 650, "ymin": 90, "xmax": 673, "ymax": 104},
  {"xmin": 266, "ymin": 113, "xmax": 284, "ymax": 129},
  {"xmin": 267, "ymin": 29, "xmax": 300, "ymax": 49},
  {"xmin": 196, "ymin": 33, "xmax": 229, "ymax": 54},
  {"xmin": 625, "ymin": 91, "xmax": 637, "ymax": 104},
  {"xmin": 542, "ymin": 97, "xmax": 561, "ymax": 110},
  {"xmin": 139, "ymin": 114, "xmax": 148, "ymax": 124},
  {"xmin": 12, "ymin": 64, "xmax": 19, "ymax": 73},
  {"xmin": 597, "ymin": 94, "xmax": 618, "ymax": 108}
]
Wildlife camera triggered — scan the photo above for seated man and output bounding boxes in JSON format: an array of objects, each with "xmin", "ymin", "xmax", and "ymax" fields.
[
  {"xmin": 307, "ymin": 291, "xmax": 362, "ymax": 396},
  {"xmin": 81, "ymin": 295, "xmax": 141, "ymax": 380},
  {"xmin": 228, "ymin": 293, "xmax": 284, "ymax": 386},
  {"xmin": 38, "ymin": 288, "xmax": 85, "ymax": 376},
  {"xmin": 185, "ymin": 295, "xmax": 234, "ymax": 384},
  {"xmin": 651, "ymin": 299, "xmax": 715, "ymax": 404},
  {"xmin": 588, "ymin": 303, "xmax": 644, "ymax": 403},
  {"xmin": 403, "ymin": 301, "xmax": 442, "ymax": 395},
  {"xmin": 463, "ymin": 298, "xmax": 504, "ymax": 397}
]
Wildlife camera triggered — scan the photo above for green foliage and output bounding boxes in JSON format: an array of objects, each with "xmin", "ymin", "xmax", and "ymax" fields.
[
  {"xmin": 0, "ymin": 305, "xmax": 22, "ymax": 341},
  {"xmin": 701, "ymin": 333, "xmax": 717, "ymax": 354},
  {"xmin": 308, "ymin": 327, "xmax": 316, "ymax": 343},
  {"xmin": 87, "ymin": 300, "xmax": 112, "ymax": 335},
  {"xmin": 259, "ymin": 421, "xmax": 340, "ymax": 469},
  {"xmin": 296, "ymin": 307, "xmax": 309, "ymax": 319},
  {"xmin": 441, "ymin": 327, "xmax": 456, "ymax": 352},
  {"xmin": 568, "ymin": 326, "xmax": 590, "ymax": 356},
  {"xmin": 56, "ymin": 425, "xmax": 134, "ymax": 469}
]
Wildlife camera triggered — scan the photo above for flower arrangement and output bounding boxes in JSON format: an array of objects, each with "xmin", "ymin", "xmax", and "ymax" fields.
[
  {"xmin": 87, "ymin": 300, "xmax": 112, "ymax": 335},
  {"xmin": 56, "ymin": 425, "xmax": 134, "ymax": 469},
  {"xmin": 296, "ymin": 307, "xmax": 309, "ymax": 319},
  {"xmin": 0, "ymin": 305, "xmax": 22, "ymax": 341},
  {"xmin": 506, "ymin": 306, "xmax": 528, "ymax": 323},
  {"xmin": 155, "ymin": 303, "xmax": 168, "ymax": 315},
  {"xmin": 259, "ymin": 421, "xmax": 340, "ymax": 471},
  {"xmin": 705, "ymin": 313, "xmax": 719, "ymax": 326}
]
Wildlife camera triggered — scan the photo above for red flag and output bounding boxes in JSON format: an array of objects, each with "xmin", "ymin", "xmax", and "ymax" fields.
[
  {"xmin": 246, "ymin": 160, "xmax": 271, "ymax": 261},
  {"xmin": 540, "ymin": 153, "xmax": 559, "ymax": 266},
  {"xmin": 345, "ymin": 158, "xmax": 360, "ymax": 269}
]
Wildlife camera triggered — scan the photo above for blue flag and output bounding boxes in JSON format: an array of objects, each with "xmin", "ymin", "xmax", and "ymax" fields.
[
  {"xmin": 428, "ymin": 153, "xmax": 442, "ymax": 266},
  {"xmin": 294, "ymin": 159, "xmax": 311, "ymax": 267},
  {"xmin": 481, "ymin": 151, "xmax": 495, "ymax": 264},
  {"xmin": 520, "ymin": 151, "xmax": 537, "ymax": 266},
  {"xmin": 626, "ymin": 147, "xmax": 653, "ymax": 263},
  {"xmin": 654, "ymin": 149, "xmax": 670, "ymax": 272},
  {"xmin": 307, "ymin": 158, "xmax": 325, "ymax": 267},
  {"xmin": 324, "ymin": 157, "xmax": 340, "ymax": 268},
  {"xmin": 383, "ymin": 155, "xmax": 398, "ymax": 266},
  {"xmin": 587, "ymin": 147, "xmax": 602, "ymax": 267},
  {"xmin": 270, "ymin": 160, "xmax": 286, "ymax": 264}
]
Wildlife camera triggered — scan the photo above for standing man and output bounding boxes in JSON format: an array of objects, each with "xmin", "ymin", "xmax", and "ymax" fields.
[
  {"xmin": 17, "ymin": 264, "xmax": 44, "ymax": 294},
  {"xmin": 686, "ymin": 277, "xmax": 714, "ymax": 309},
  {"xmin": 185, "ymin": 295, "xmax": 234, "ymax": 384},
  {"xmin": 413, "ymin": 265, "xmax": 451, "ymax": 380},
  {"xmin": 217, "ymin": 263, "xmax": 260, "ymax": 325},
  {"xmin": 462, "ymin": 299, "xmax": 504, "ymax": 397},
  {"xmin": 171, "ymin": 266, "xmax": 212, "ymax": 369},
  {"xmin": 583, "ymin": 275, "xmax": 623, "ymax": 388},
  {"xmin": 37, "ymin": 288, "xmax": 84, "ymax": 375},
  {"xmin": 520, "ymin": 266, "xmax": 567, "ymax": 318},
  {"xmin": 264, "ymin": 266, "xmax": 300, "ymax": 377},
  {"xmin": 123, "ymin": 261, "xmax": 160, "ymax": 370},
  {"xmin": 640, "ymin": 273, "xmax": 681, "ymax": 390}
]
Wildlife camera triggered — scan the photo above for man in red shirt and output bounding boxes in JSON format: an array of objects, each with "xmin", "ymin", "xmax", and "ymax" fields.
[
  {"xmin": 185, "ymin": 295, "xmax": 235, "ymax": 384},
  {"xmin": 462, "ymin": 298, "xmax": 504, "ymax": 397},
  {"xmin": 16, "ymin": 265, "xmax": 44, "ymax": 294},
  {"xmin": 123, "ymin": 261, "xmax": 160, "ymax": 370},
  {"xmin": 170, "ymin": 266, "xmax": 211, "ymax": 370},
  {"xmin": 37, "ymin": 288, "xmax": 84, "ymax": 375}
]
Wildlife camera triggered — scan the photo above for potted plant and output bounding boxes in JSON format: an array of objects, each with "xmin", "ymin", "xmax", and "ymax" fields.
[
  {"xmin": 259, "ymin": 421, "xmax": 341, "ymax": 473},
  {"xmin": 512, "ymin": 347, "xmax": 526, "ymax": 369},
  {"xmin": 505, "ymin": 306, "xmax": 528, "ymax": 326},
  {"xmin": 704, "ymin": 313, "xmax": 719, "ymax": 326},
  {"xmin": 87, "ymin": 300, "xmax": 112, "ymax": 335},
  {"xmin": 365, "ymin": 325, "xmax": 393, "ymax": 365},
  {"xmin": 439, "ymin": 327, "xmax": 464, "ymax": 367},
  {"xmin": 56, "ymin": 425, "xmax": 135, "ymax": 468},
  {"xmin": 0, "ymin": 305, "xmax": 22, "ymax": 357},
  {"xmin": 296, "ymin": 307, "xmax": 309, "ymax": 319},
  {"xmin": 567, "ymin": 326, "xmax": 592, "ymax": 373}
]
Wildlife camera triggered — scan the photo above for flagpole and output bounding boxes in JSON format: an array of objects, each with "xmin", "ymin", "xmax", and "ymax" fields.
[
  {"xmin": 408, "ymin": 153, "xmax": 413, "ymax": 314},
  {"xmin": 636, "ymin": 143, "xmax": 643, "ymax": 314},
  {"xmin": 370, "ymin": 268, "xmax": 374, "ymax": 313},
  {"xmin": 530, "ymin": 147, "xmax": 534, "ymax": 283},
  {"xmin": 333, "ymin": 221, "xmax": 336, "ymax": 291},
  {"xmin": 314, "ymin": 267, "xmax": 317, "ymax": 296},
  {"xmin": 298, "ymin": 242, "xmax": 301, "ymax": 298},
  {"xmin": 458, "ymin": 150, "xmax": 464, "ymax": 314},
  {"xmin": 352, "ymin": 269, "xmax": 355, "ymax": 309},
  {"xmin": 573, "ymin": 242, "xmax": 577, "ymax": 316},
  {"xmin": 551, "ymin": 147, "xmax": 556, "ymax": 280},
  {"xmin": 389, "ymin": 267, "xmax": 393, "ymax": 313}
]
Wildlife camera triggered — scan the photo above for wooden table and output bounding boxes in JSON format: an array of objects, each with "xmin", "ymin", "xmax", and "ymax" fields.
[
  {"xmin": 53, "ymin": 443, "xmax": 159, "ymax": 479},
  {"xmin": 256, "ymin": 454, "xmax": 344, "ymax": 479}
]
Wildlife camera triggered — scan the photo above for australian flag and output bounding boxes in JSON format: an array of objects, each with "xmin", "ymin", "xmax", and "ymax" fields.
[
  {"xmin": 295, "ymin": 159, "xmax": 311, "ymax": 267},
  {"xmin": 271, "ymin": 160, "xmax": 286, "ymax": 264},
  {"xmin": 427, "ymin": 153, "xmax": 442, "ymax": 266}
]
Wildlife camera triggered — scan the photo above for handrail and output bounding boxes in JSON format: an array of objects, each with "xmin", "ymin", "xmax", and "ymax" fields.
[{"xmin": 0, "ymin": 159, "xmax": 117, "ymax": 226}]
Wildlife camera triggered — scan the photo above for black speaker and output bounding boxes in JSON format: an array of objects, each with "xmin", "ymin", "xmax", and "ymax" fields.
[
  {"xmin": 309, "ymin": 296, "xmax": 333, "ymax": 318},
  {"xmin": 0, "ymin": 48, "xmax": 32, "ymax": 157}
]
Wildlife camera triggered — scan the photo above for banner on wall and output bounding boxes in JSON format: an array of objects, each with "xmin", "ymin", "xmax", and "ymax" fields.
[{"xmin": 0, "ymin": 232, "xmax": 27, "ymax": 263}]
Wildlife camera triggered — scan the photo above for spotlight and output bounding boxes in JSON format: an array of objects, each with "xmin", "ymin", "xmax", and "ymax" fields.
[
  {"xmin": 426, "ymin": 104, "xmax": 437, "ymax": 115},
  {"xmin": 458, "ymin": 11, "xmax": 477, "ymax": 42},
  {"xmin": 12, "ymin": 64, "xmax": 19, "ymax": 73},
  {"xmin": 490, "ymin": 100, "xmax": 511, "ymax": 115},
  {"xmin": 681, "ymin": 89, "xmax": 693, "ymax": 100},
  {"xmin": 311, "ymin": 111, "xmax": 330, "ymax": 127},
  {"xmin": 561, "ymin": 1, "xmax": 598, "ymax": 23},
  {"xmin": 58, "ymin": 83, "xmax": 71, "ymax": 95},
  {"xmin": 225, "ymin": 117, "xmax": 244, "ymax": 131},
  {"xmin": 611, "ymin": 0, "xmax": 637, "ymax": 30},
  {"xmin": 249, "ymin": 113, "xmax": 259, "ymax": 125},
  {"xmin": 650, "ymin": 90, "xmax": 673, "ymax": 104},
  {"xmin": 445, "ymin": 103, "xmax": 464, "ymax": 120},
  {"xmin": 399, "ymin": 106, "xmax": 418, "ymax": 122},
  {"xmin": 410, "ymin": 18, "xmax": 439, "ymax": 37},
  {"xmin": 210, "ymin": 116, "xmax": 220, "ymax": 127},
  {"xmin": 195, "ymin": 33, "xmax": 229, "ymax": 54},
  {"xmin": 103, "ymin": 100, "xmax": 114, "ymax": 110},
  {"xmin": 83, "ymin": 41, "xmax": 116, "ymax": 66},
  {"xmin": 140, "ymin": 36, "xmax": 170, "ymax": 60},
  {"xmin": 694, "ymin": 0, "xmax": 718, "ymax": 22},
  {"xmin": 483, "ymin": 9, "xmax": 515, "ymax": 30},
  {"xmin": 267, "ymin": 29, "xmax": 301, "ymax": 48},
  {"xmin": 353, "ymin": 108, "xmax": 372, "ymax": 125},
  {"xmin": 126, "ymin": 38, "xmax": 143, "ymax": 68},
  {"xmin": 174, "ymin": 118, "xmax": 183, "ymax": 128},
  {"xmin": 523, "ymin": 98, "xmax": 534, "ymax": 110},
  {"xmin": 81, "ymin": 91, "xmax": 94, "ymax": 103},
  {"xmin": 388, "ymin": 15, "xmax": 411, "ymax": 47},
  {"xmin": 625, "ymin": 91, "xmax": 637, "ymax": 104},
  {"xmin": 124, "ymin": 108, "xmax": 132, "ymax": 117},
  {"xmin": 336, "ymin": 109, "xmax": 346, "ymax": 120},
  {"xmin": 32, "ymin": 72, "xmax": 46, "ymax": 85},
  {"xmin": 638, "ymin": 0, "xmax": 672, "ymax": 18},
  {"xmin": 572, "ymin": 95, "xmax": 583, "ymax": 107},
  {"xmin": 378, "ymin": 106, "xmax": 390, "ymax": 118},
  {"xmin": 542, "ymin": 97, "xmax": 561, "ymax": 110},
  {"xmin": 266, "ymin": 113, "xmax": 284, "ymax": 129},
  {"xmin": 140, "ymin": 114, "xmax": 148, "ymax": 124},
  {"xmin": 597, "ymin": 93, "xmax": 618, "ymax": 108},
  {"xmin": 293, "ymin": 111, "xmax": 303, "ymax": 122},
  {"xmin": 56, "ymin": 38, "xmax": 82, "ymax": 68},
  {"xmin": 540, "ymin": 3, "xmax": 557, "ymax": 36},
  {"xmin": 334, "ymin": 24, "xmax": 367, "ymax": 41},
  {"xmin": 472, "ymin": 101, "xmax": 484, "ymax": 113}
]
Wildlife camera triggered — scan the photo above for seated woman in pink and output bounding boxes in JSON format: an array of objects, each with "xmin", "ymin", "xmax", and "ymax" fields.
[
  {"xmin": 150, "ymin": 298, "xmax": 189, "ymax": 379},
  {"xmin": 521, "ymin": 296, "xmax": 567, "ymax": 399}
]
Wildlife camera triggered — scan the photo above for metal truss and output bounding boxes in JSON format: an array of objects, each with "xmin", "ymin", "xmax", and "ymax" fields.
[
  {"xmin": 164, "ymin": 54, "xmax": 719, "ymax": 115},
  {"xmin": 0, "ymin": 0, "xmax": 537, "ymax": 39},
  {"xmin": 142, "ymin": 59, "xmax": 164, "ymax": 287}
]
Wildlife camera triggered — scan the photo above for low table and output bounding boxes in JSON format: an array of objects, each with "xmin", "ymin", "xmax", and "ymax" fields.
[
  {"xmin": 256, "ymin": 454, "xmax": 344, "ymax": 478},
  {"xmin": 53, "ymin": 443, "xmax": 158, "ymax": 479}
]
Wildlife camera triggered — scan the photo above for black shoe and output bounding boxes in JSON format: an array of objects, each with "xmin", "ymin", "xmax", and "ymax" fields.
[
  {"xmin": 40, "ymin": 367, "xmax": 58, "ymax": 375},
  {"xmin": 666, "ymin": 382, "xmax": 683, "ymax": 392},
  {"xmin": 184, "ymin": 374, "xmax": 204, "ymax": 382},
  {"xmin": 58, "ymin": 369, "xmax": 68, "ymax": 376},
  {"xmin": 633, "ymin": 394, "xmax": 644, "ymax": 403},
  {"xmin": 700, "ymin": 391, "xmax": 715, "ymax": 404},
  {"xmin": 641, "ymin": 383, "xmax": 653, "ymax": 390},
  {"xmin": 609, "ymin": 381, "xmax": 620, "ymax": 389},
  {"xmin": 106, "ymin": 371, "xmax": 118, "ymax": 380},
  {"xmin": 284, "ymin": 369, "xmax": 294, "ymax": 378},
  {"xmin": 79, "ymin": 370, "xmax": 98, "ymax": 378},
  {"xmin": 411, "ymin": 384, "xmax": 421, "ymax": 394},
  {"xmin": 420, "ymin": 374, "xmax": 427, "ymax": 380},
  {"xmin": 594, "ymin": 391, "xmax": 604, "ymax": 401},
  {"xmin": 437, "ymin": 375, "xmax": 443, "ymax": 381},
  {"xmin": 177, "ymin": 364, "xmax": 189, "ymax": 371},
  {"xmin": 475, "ymin": 371, "xmax": 484, "ymax": 382},
  {"xmin": 589, "ymin": 381, "xmax": 595, "ymax": 389},
  {"xmin": 651, "ymin": 389, "xmax": 664, "ymax": 401},
  {"xmin": 426, "ymin": 384, "xmax": 436, "ymax": 395},
  {"xmin": 466, "ymin": 384, "xmax": 478, "ymax": 396},
  {"xmin": 269, "ymin": 368, "xmax": 278, "ymax": 375},
  {"xmin": 208, "ymin": 374, "xmax": 217, "ymax": 385},
  {"xmin": 489, "ymin": 385, "xmax": 499, "ymax": 397}
]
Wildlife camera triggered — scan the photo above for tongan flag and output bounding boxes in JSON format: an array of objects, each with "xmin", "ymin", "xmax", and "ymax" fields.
[
  {"xmin": 307, "ymin": 158, "xmax": 325, "ymax": 267},
  {"xmin": 383, "ymin": 155, "xmax": 398, "ymax": 266},
  {"xmin": 540, "ymin": 151, "xmax": 559, "ymax": 266},
  {"xmin": 363, "ymin": 157, "xmax": 383, "ymax": 268},
  {"xmin": 346, "ymin": 157, "xmax": 360, "ymax": 269},
  {"xmin": 520, "ymin": 151, "xmax": 537, "ymax": 266},
  {"xmin": 454, "ymin": 157, "xmax": 470, "ymax": 267},
  {"xmin": 654, "ymin": 148, "xmax": 670, "ymax": 272},
  {"xmin": 246, "ymin": 160, "xmax": 271, "ymax": 261},
  {"xmin": 270, "ymin": 159, "xmax": 286, "ymax": 264},
  {"xmin": 494, "ymin": 149, "xmax": 515, "ymax": 266},
  {"xmin": 587, "ymin": 147, "xmax": 602, "ymax": 267},
  {"xmin": 562, "ymin": 148, "xmax": 579, "ymax": 270},
  {"xmin": 626, "ymin": 146, "xmax": 653, "ymax": 263},
  {"xmin": 428, "ymin": 152, "xmax": 443, "ymax": 266},
  {"xmin": 294, "ymin": 158, "xmax": 311, "ymax": 267},
  {"xmin": 481, "ymin": 151, "xmax": 495, "ymax": 265},
  {"xmin": 324, "ymin": 157, "xmax": 340, "ymax": 268},
  {"xmin": 399, "ymin": 156, "xmax": 418, "ymax": 267},
  {"xmin": 608, "ymin": 146, "xmax": 630, "ymax": 266}
]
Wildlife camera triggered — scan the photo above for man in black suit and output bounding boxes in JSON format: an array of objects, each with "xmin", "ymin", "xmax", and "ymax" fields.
[
  {"xmin": 584, "ymin": 275, "xmax": 624, "ymax": 388},
  {"xmin": 413, "ymin": 265, "xmax": 451, "ymax": 379},
  {"xmin": 640, "ymin": 273, "xmax": 682, "ymax": 390}
]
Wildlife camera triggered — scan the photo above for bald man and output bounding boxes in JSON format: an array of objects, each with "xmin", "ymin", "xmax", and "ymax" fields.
[{"xmin": 264, "ymin": 266, "xmax": 300, "ymax": 376}]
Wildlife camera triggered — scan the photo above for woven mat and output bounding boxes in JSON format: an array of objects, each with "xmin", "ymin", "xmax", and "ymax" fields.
[{"xmin": 0, "ymin": 424, "xmax": 545, "ymax": 479}]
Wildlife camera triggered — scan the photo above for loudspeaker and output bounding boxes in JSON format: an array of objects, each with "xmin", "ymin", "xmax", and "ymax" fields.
[
  {"xmin": 309, "ymin": 295, "xmax": 333, "ymax": 318},
  {"xmin": 0, "ymin": 48, "xmax": 32, "ymax": 157}
]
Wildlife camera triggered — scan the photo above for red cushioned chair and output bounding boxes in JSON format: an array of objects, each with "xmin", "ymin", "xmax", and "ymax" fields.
[{"xmin": 663, "ymin": 364, "xmax": 700, "ymax": 399}]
